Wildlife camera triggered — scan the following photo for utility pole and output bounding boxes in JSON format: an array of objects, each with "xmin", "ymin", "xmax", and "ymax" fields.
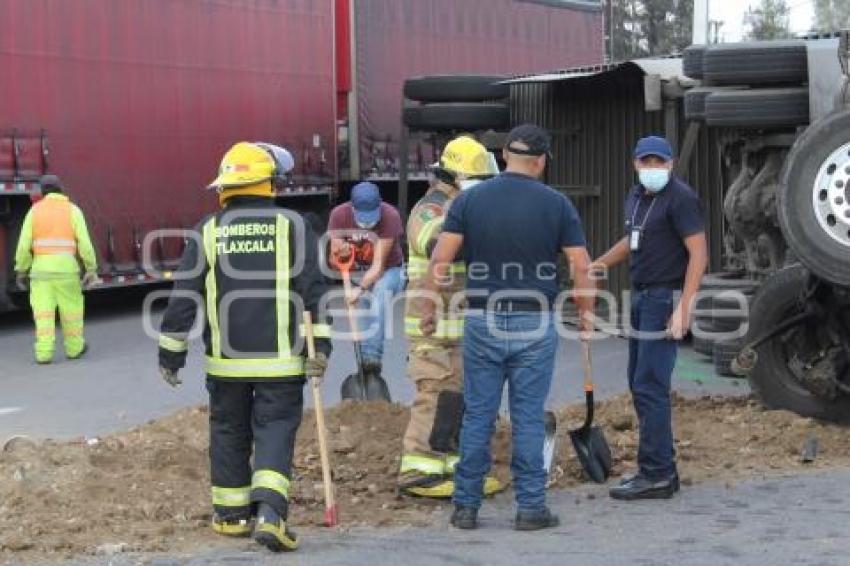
[{"xmin": 693, "ymin": 0, "xmax": 710, "ymax": 44}]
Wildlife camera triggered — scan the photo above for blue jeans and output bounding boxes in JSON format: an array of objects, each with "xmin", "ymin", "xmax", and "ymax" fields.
[
  {"xmin": 628, "ymin": 287, "xmax": 678, "ymax": 481},
  {"xmin": 356, "ymin": 266, "xmax": 405, "ymax": 363},
  {"xmin": 454, "ymin": 311, "xmax": 557, "ymax": 511}
]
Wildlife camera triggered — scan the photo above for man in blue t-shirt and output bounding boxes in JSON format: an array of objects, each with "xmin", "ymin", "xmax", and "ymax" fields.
[
  {"xmin": 593, "ymin": 136, "xmax": 708, "ymax": 501},
  {"xmin": 421, "ymin": 124, "xmax": 594, "ymax": 531}
]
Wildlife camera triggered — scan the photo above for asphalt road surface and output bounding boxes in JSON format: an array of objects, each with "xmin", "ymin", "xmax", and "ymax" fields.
[
  {"xmin": 49, "ymin": 470, "xmax": 850, "ymax": 566},
  {"xmin": 0, "ymin": 289, "xmax": 747, "ymax": 440}
]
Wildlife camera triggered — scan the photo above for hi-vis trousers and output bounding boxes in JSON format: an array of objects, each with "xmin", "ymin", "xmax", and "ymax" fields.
[{"xmin": 29, "ymin": 276, "xmax": 86, "ymax": 363}]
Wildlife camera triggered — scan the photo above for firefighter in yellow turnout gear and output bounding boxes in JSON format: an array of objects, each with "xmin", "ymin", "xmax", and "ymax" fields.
[
  {"xmin": 14, "ymin": 175, "xmax": 98, "ymax": 364},
  {"xmin": 157, "ymin": 142, "xmax": 332, "ymax": 553},
  {"xmin": 399, "ymin": 136, "xmax": 503, "ymax": 498}
]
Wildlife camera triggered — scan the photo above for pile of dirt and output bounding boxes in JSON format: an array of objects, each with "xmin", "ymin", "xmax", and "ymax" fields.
[{"xmin": 2, "ymin": 394, "xmax": 849, "ymax": 558}]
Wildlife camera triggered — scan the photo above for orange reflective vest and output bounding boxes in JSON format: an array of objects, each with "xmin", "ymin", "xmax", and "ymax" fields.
[{"xmin": 32, "ymin": 195, "xmax": 77, "ymax": 256}]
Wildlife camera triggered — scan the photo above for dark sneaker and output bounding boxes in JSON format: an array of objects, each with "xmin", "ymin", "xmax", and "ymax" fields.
[
  {"xmin": 450, "ymin": 506, "xmax": 478, "ymax": 530},
  {"xmin": 515, "ymin": 507, "xmax": 560, "ymax": 531},
  {"xmin": 620, "ymin": 471, "xmax": 679, "ymax": 491},
  {"xmin": 609, "ymin": 474, "xmax": 676, "ymax": 501}
]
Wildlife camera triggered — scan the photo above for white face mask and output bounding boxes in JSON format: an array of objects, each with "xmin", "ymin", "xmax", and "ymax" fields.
[{"xmin": 638, "ymin": 168, "xmax": 671, "ymax": 193}]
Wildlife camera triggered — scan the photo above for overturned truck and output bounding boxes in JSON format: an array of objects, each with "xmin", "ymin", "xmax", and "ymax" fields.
[
  {"xmin": 399, "ymin": 34, "xmax": 850, "ymax": 421},
  {"xmin": 682, "ymin": 35, "xmax": 850, "ymax": 421}
]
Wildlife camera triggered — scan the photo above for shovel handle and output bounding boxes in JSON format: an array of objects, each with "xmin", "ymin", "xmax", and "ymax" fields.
[
  {"xmin": 303, "ymin": 312, "xmax": 339, "ymax": 527},
  {"xmin": 581, "ymin": 340, "xmax": 593, "ymax": 393}
]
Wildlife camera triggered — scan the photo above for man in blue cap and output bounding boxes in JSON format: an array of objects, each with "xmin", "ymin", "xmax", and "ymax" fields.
[
  {"xmin": 592, "ymin": 135, "xmax": 707, "ymax": 500},
  {"xmin": 328, "ymin": 182, "xmax": 405, "ymax": 380}
]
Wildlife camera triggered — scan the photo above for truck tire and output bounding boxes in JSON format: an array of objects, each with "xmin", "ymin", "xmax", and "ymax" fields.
[
  {"xmin": 403, "ymin": 103, "xmax": 511, "ymax": 132},
  {"xmin": 746, "ymin": 266, "xmax": 850, "ymax": 421},
  {"xmin": 702, "ymin": 40, "xmax": 807, "ymax": 86},
  {"xmin": 684, "ymin": 87, "xmax": 745, "ymax": 121},
  {"xmin": 693, "ymin": 333, "xmax": 716, "ymax": 357},
  {"xmin": 682, "ymin": 45, "xmax": 705, "ymax": 80},
  {"xmin": 778, "ymin": 109, "xmax": 850, "ymax": 286},
  {"xmin": 705, "ymin": 88, "xmax": 809, "ymax": 129},
  {"xmin": 713, "ymin": 339, "xmax": 743, "ymax": 377},
  {"xmin": 403, "ymin": 75, "xmax": 510, "ymax": 103}
]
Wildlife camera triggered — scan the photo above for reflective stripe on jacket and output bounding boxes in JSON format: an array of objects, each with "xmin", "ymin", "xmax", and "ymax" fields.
[{"xmin": 404, "ymin": 182, "xmax": 465, "ymax": 343}]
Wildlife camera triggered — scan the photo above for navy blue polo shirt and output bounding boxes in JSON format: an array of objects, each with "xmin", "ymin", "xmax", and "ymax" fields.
[
  {"xmin": 443, "ymin": 171, "xmax": 586, "ymax": 304},
  {"xmin": 624, "ymin": 176, "xmax": 705, "ymax": 286}
]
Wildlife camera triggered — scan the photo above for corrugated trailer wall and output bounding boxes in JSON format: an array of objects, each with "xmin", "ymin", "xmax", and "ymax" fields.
[
  {"xmin": 353, "ymin": 0, "xmax": 605, "ymax": 177},
  {"xmin": 511, "ymin": 67, "xmax": 725, "ymax": 301}
]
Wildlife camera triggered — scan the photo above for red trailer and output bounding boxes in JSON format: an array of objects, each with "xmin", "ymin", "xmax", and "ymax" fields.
[{"xmin": 0, "ymin": 0, "xmax": 604, "ymax": 309}]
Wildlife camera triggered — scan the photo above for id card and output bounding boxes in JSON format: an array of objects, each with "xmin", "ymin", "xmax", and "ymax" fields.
[{"xmin": 630, "ymin": 228, "xmax": 641, "ymax": 252}]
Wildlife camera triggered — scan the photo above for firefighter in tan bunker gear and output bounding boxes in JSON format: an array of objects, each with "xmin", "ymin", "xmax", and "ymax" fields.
[{"xmin": 399, "ymin": 136, "xmax": 503, "ymax": 498}]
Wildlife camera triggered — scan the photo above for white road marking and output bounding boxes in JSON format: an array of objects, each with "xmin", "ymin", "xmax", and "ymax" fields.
[{"xmin": 0, "ymin": 407, "xmax": 23, "ymax": 416}]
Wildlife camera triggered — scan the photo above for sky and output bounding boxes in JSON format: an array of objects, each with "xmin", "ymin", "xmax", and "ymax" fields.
[{"xmin": 709, "ymin": 0, "xmax": 816, "ymax": 41}]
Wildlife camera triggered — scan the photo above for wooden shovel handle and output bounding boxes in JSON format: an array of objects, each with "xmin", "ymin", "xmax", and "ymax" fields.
[
  {"xmin": 303, "ymin": 312, "xmax": 339, "ymax": 526},
  {"xmin": 581, "ymin": 339, "xmax": 594, "ymax": 393}
]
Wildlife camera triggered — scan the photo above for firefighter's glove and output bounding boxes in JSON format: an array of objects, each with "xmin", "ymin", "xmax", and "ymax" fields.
[
  {"xmin": 15, "ymin": 272, "xmax": 28, "ymax": 291},
  {"xmin": 160, "ymin": 365, "xmax": 182, "ymax": 388},
  {"xmin": 305, "ymin": 352, "xmax": 328, "ymax": 382}
]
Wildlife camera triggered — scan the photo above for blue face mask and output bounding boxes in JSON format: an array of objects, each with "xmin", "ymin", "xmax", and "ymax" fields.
[{"xmin": 638, "ymin": 168, "xmax": 670, "ymax": 193}]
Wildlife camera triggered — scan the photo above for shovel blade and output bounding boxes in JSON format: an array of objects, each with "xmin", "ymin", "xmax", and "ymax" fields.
[
  {"xmin": 569, "ymin": 425, "xmax": 613, "ymax": 484},
  {"xmin": 340, "ymin": 373, "xmax": 367, "ymax": 401},
  {"xmin": 340, "ymin": 372, "xmax": 392, "ymax": 402},
  {"xmin": 365, "ymin": 372, "xmax": 392, "ymax": 402}
]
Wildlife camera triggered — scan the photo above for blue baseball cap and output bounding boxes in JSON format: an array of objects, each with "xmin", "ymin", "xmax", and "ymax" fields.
[
  {"xmin": 351, "ymin": 182, "xmax": 382, "ymax": 226},
  {"xmin": 634, "ymin": 136, "xmax": 674, "ymax": 161}
]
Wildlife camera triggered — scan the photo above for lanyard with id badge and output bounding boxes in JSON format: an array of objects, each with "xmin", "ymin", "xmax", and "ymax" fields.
[{"xmin": 629, "ymin": 196, "xmax": 657, "ymax": 252}]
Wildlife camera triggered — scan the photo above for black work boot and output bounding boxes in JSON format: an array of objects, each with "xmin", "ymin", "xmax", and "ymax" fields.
[
  {"xmin": 515, "ymin": 507, "xmax": 560, "ymax": 531},
  {"xmin": 253, "ymin": 503, "xmax": 298, "ymax": 552},
  {"xmin": 609, "ymin": 474, "xmax": 676, "ymax": 501},
  {"xmin": 450, "ymin": 505, "xmax": 478, "ymax": 530}
]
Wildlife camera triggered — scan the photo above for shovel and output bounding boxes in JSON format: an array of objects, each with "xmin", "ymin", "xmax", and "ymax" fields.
[
  {"xmin": 335, "ymin": 252, "xmax": 391, "ymax": 402},
  {"xmin": 303, "ymin": 313, "xmax": 339, "ymax": 527},
  {"xmin": 542, "ymin": 410, "xmax": 559, "ymax": 485},
  {"xmin": 569, "ymin": 340, "xmax": 613, "ymax": 484}
]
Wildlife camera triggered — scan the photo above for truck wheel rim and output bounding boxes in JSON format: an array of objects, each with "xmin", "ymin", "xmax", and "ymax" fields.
[{"xmin": 813, "ymin": 143, "xmax": 850, "ymax": 248}]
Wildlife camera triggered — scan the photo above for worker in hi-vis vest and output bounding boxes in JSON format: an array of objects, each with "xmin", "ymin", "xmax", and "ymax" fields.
[{"xmin": 14, "ymin": 174, "xmax": 98, "ymax": 364}]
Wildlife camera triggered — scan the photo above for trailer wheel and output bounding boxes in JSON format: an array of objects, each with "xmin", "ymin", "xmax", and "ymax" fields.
[
  {"xmin": 747, "ymin": 265, "xmax": 850, "ymax": 421},
  {"xmin": 702, "ymin": 40, "xmax": 807, "ymax": 86},
  {"xmin": 682, "ymin": 45, "xmax": 705, "ymax": 80},
  {"xmin": 705, "ymin": 88, "xmax": 809, "ymax": 129},
  {"xmin": 403, "ymin": 75, "xmax": 510, "ymax": 103},
  {"xmin": 403, "ymin": 103, "xmax": 510, "ymax": 132},
  {"xmin": 778, "ymin": 109, "xmax": 850, "ymax": 286},
  {"xmin": 684, "ymin": 87, "xmax": 746, "ymax": 121}
]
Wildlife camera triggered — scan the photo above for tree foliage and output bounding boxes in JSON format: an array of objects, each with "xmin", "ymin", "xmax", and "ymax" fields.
[
  {"xmin": 607, "ymin": 0, "xmax": 693, "ymax": 60},
  {"xmin": 743, "ymin": 0, "xmax": 793, "ymax": 40},
  {"xmin": 813, "ymin": 0, "xmax": 850, "ymax": 32}
]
